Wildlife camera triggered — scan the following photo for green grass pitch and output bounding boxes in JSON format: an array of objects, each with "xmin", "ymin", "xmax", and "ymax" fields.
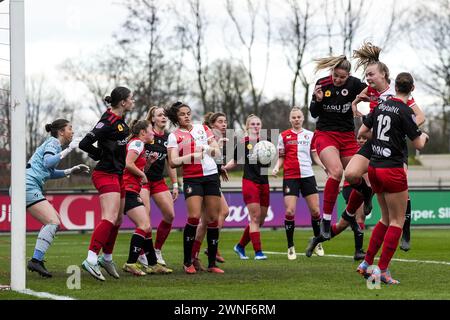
[{"xmin": 1, "ymin": 228, "xmax": 450, "ymax": 300}]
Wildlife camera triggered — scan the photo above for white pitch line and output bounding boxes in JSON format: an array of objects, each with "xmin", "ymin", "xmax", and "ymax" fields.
[
  {"xmin": 19, "ymin": 289, "xmax": 76, "ymax": 300},
  {"xmin": 264, "ymin": 251, "xmax": 450, "ymax": 266}
]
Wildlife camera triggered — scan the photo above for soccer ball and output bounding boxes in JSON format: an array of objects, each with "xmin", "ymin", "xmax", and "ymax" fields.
[{"xmin": 254, "ymin": 140, "xmax": 276, "ymax": 165}]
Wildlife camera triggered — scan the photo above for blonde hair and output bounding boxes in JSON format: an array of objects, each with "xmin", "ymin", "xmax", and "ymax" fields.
[
  {"xmin": 314, "ymin": 55, "xmax": 351, "ymax": 74},
  {"xmin": 353, "ymin": 41, "xmax": 390, "ymax": 82},
  {"xmin": 146, "ymin": 105, "xmax": 164, "ymax": 126},
  {"xmin": 245, "ymin": 114, "xmax": 262, "ymax": 135}
]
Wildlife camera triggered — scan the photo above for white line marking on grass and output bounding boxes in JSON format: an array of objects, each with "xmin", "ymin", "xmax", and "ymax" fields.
[
  {"xmin": 19, "ymin": 289, "xmax": 76, "ymax": 300},
  {"xmin": 264, "ymin": 251, "xmax": 450, "ymax": 266}
]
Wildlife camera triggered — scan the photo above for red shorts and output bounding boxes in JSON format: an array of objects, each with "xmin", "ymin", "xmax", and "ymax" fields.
[
  {"xmin": 242, "ymin": 178, "xmax": 270, "ymax": 207},
  {"xmin": 368, "ymin": 166, "xmax": 408, "ymax": 193},
  {"xmin": 314, "ymin": 130, "xmax": 359, "ymax": 158},
  {"xmin": 92, "ymin": 170, "xmax": 125, "ymax": 197},
  {"xmin": 141, "ymin": 179, "xmax": 170, "ymax": 195}
]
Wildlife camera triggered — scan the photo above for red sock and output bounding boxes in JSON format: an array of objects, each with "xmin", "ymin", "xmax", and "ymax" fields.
[
  {"xmin": 191, "ymin": 240, "xmax": 202, "ymax": 260},
  {"xmin": 323, "ymin": 178, "xmax": 341, "ymax": 214},
  {"xmin": 239, "ymin": 225, "xmax": 251, "ymax": 247},
  {"xmin": 155, "ymin": 220, "xmax": 172, "ymax": 250},
  {"xmin": 359, "ymin": 222, "xmax": 365, "ymax": 230},
  {"xmin": 250, "ymin": 231, "xmax": 262, "ymax": 252},
  {"xmin": 103, "ymin": 223, "xmax": 120, "ymax": 254},
  {"xmin": 89, "ymin": 219, "xmax": 114, "ymax": 254},
  {"xmin": 346, "ymin": 189, "xmax": 364, "ymax": 214},
  {"xmin": 365, "ymin": 221, "xmax": 389, "ymax": 265},
  {"xmin": 378, "ymin": 226, "xmax": 402, "ymax": 271}
]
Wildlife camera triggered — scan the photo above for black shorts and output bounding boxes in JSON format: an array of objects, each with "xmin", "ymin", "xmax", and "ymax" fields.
[
  {"xmin": 342, "ymin": 185, "xmax": 352, "ymax": 204},
  {"xmin": 183, "ymin": 174, "xmax": 221, "ymax": 199},
  {"xmin": 283, "ymin": 176, "xmax": 318, "ymax": 198},
  {"xmin": 124, "ymin": 191, "xmax": 144, "ymax": 214},
  {"xmin": 356, "ymin": 140, "xmax": 372, "ymax": 160}
]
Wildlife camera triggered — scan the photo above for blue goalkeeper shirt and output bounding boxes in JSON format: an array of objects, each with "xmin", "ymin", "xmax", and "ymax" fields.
[{"xmin": 26, "ymin": 136, "xmax": 64, "ymax": 188}]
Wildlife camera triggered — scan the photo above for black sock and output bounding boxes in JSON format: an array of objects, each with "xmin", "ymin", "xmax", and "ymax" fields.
[
  {"xmin": 351, "ymin": 179, "xmax": 372, "ymax": 199},
  {"xmin": 143, "ymin": 236, "xmax": 157, "ymax": 266},
  {"xmin": 354, "ymin": 229, "xmax": 364, "ymax": 251},
  {"xmin": 127, "ymin": 232, "xmax": 145, "ymax": 264},
  {"xmin": 183, "ymin": 223, "xmax": 198, "ymax": 266},
  {"xmin": 285, "ymin": 219, "xmax": 295, "ymax": 248},
  {"xmin": 207, "ymin": 227, "xmax": 219, "ymax": 268},
  {"xmin": 311, "ymin": 218, "xmax": 321, "ymax": 237},
  {"xmin": 403, "ymin": 198, "xmax": 411, "ymax": 241}
]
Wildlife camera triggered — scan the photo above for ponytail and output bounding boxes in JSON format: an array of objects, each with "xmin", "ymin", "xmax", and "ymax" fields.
[
  {"xmin": 45, "ymin": 119, "xmax": 69, "ymax": 138},
  {"xmin": 314, "ymin": 55, "xmax": 351, "ymax": 74},
  {"xmin": 128, "ymin": 119, "xmax": 150, "ymax": 140},
  {"xmin": 353, "ymin": 42, "xmax": 390, "ymax": 82}
]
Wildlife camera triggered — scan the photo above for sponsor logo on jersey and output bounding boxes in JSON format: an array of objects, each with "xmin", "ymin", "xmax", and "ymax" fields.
[
  {"xmin": 117, "ymin": 124, "xmax": 124, "ymax": 132},
  {"xmin": 372, "ymin": 145, "xmax": 391, "ymax": 157},
  {"xmin": 325, "ymin": 90, "xmax": 331, "ymax": 97}
]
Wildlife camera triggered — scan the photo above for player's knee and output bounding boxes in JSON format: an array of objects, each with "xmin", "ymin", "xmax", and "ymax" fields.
[
  {"xmin": 344, "ymin": 169, "xmax": 358, "ymax": 184},
  {"xmin": 328, "ymin": 167, "xmax": 343, "ymax": 181},
  {"xmin": 310, "ymin": 209, "xmax": 320, "ymax": 220},
  {"xmin": 164, "ymin": 212, "xmax": 175, "ymax": 224},
  {"xmin": 285, "ymin": 207, "xmax": 295, "ymax": 216}
]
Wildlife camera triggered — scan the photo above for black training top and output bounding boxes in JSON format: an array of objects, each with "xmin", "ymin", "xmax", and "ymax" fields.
[
  {"xmin": 234, "ymin": 136, "xmax": 270, "ymax": 185},
  {"xmin": 363, "ymin": 97, "xmax": 422, "ymax": 168},
  {"xmin": 310, "ymin": 75, "xmax": 367, "ymax": 132},
  {"xmin": 144, "ymin": 130, "xmax": 169, "ymax": 182},
  {"xmin": 79, "ymin": 109, "xmax": 129, "ymax": 174}
]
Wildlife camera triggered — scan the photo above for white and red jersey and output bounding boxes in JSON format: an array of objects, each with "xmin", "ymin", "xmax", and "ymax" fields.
[
  {"xmin": 277, "ymin": 128, "xmax": 315, "ymax": 179},
  {"xmin": 123, "ymin": 137, "xmax": 149, "ymax": 193},
  {"xmin": 368, "ymin": 84, "xmax": 416, "ymax": 113},
  {"xmin": 167, "ymin": 124, "xmax": 218, "ymax": 178}
]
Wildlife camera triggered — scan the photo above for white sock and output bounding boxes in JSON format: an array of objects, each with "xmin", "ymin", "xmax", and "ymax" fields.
[
  {"xmin": 103, "ymin": 253, "xmax": 113, "ymax": 262},
  {"xmin": 138, "ymin": 253, "xmax": 148, "ymax": 266},
  {"xmin": 323, "ymin": 214, "xmax": 332, "ymax": 221},
  {"xmin": 87, "ymin": 250, "xmax": 98, "ymax": 265}
]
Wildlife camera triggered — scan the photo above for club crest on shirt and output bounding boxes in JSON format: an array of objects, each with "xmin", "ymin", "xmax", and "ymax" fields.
[
  {"xmin": 286, "ymin": 135, "xmax": 291, "ymax": 139},
  {"xmin": 325, "ymin": 90, "xmax": 331, "ymax": 97},
  {"xmin": 341, "ymin": 89, "xmax": 349, "ymax": 96},
  {"xmin": 95, "ymin": 122, "xmax": 104, "ymax": 129}
]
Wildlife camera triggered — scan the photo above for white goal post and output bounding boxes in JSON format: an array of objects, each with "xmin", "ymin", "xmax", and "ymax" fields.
[{"xmin": 10, "ymin": 0, "xmax": 26, "ymax": 291}]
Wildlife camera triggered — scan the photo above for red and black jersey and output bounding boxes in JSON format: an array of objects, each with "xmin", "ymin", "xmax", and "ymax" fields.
[
  {"xmin": 144, "ymin": 130, "xmax": 169, "ymax": 182},
  {"xmin": 233, "ymin": 136, "xmax": 269, "ymax": 185},
  {"xmin": 79, "ymin": 109, "xmax": 129, "ymax": 175},
  {"xmin": 363, "ymin": 97, "xmax": 422, "ymax": 168},
  {"xmin": 310, "ymin": 75, "xmax": 367, "ymax": 132}
]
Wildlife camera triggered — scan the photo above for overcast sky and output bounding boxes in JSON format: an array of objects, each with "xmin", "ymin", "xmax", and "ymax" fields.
[{"xmin": 0, "ymin": 0, "xmax": 439, "ymax": 127}]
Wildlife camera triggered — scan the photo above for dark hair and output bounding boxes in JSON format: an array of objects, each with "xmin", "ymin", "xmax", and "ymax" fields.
[
  {"xmin": 45, "ymin": 119, "xmax": 70, "ymax": 138},
  {"xmin": 165, "ymin": 101, "xmax": 191, "ymax": 126},
  {"xmin": 104, "ymin": 86, "xmax": 131, "ymax": 108},
  {"xmin": 128, "ymin": 119, "xmax": 151, "ymax": 139},
  {"xmin": 204, "ymin": 112, "xmax": 226, "ymax": 128},
  {"xmin": 395, "ymin": 72, "xmax": 414, "ymax": 94}
]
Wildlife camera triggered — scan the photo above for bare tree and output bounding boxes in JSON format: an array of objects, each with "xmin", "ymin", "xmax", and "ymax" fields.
[
  {"xmin": 172, "ymin": 0, "xmax": 210, "ymax": 113},
  {"xmin": 225, "ymin": 0, "xmax": 271, "ymax": 116},
  {"xmin": 406, "ymin": 0, "xmax": 450, "ymax": 151},
  {"xmin": 207, "ymin": 59, "xmax": 252, "ymax": 129},
  {"xmin": 279, "ymin": 0, "xmax": 314, "ymax": 113},
  {"xmin": 26, "ymin": 76, "xmax": 74, "ymax": 158},
  {"xmin": 0, "ymin": 80, "xmax": 10, "ymax": 152},
  {"xmin": 60, "ymin": 47, "xmax": 128, "ymax": 118}
]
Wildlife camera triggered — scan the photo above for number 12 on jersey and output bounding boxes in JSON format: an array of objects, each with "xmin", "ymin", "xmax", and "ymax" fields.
[{"xmin": 376, "ymin": 114, "xmax": 391, "ymax": 142}]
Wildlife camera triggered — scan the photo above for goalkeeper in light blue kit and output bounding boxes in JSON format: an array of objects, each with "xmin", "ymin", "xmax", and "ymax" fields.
[{"xmin": 24, "ymin": 119, "xmax": 89, "ymax": 278}]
